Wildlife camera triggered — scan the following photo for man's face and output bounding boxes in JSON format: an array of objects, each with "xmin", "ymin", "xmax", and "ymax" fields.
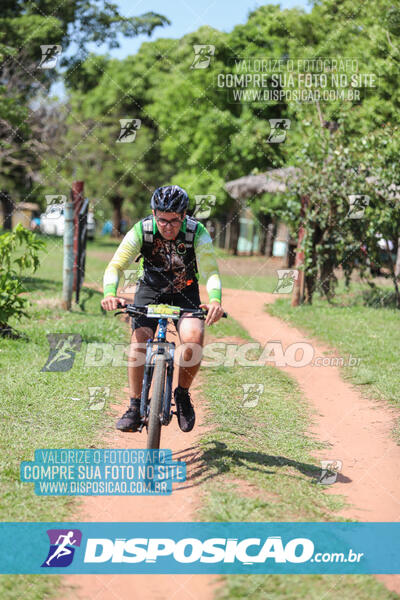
[{"xmin": 153, "ymin": 209, "xmax": 185, "ymax": 240}]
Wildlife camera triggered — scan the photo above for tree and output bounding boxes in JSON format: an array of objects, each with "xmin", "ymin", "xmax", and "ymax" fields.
[
  {"xmin": 283, "ymin": 123, "xmax": 400, "ymax": 307},
  {"xmin": 361, "ymin": 126, "xmax": 400, "ymax": 307},
  {"xmin": 0, "ymin": 1, "xmax": 169, "ymax": 226}
]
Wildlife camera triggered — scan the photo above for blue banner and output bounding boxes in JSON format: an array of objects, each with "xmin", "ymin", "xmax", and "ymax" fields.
[{"xmin": 0, "ymin": 523, "xmax": 399, "ymax": 574}]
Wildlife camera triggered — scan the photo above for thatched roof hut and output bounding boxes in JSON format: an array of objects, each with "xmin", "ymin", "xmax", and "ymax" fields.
[
  {"xmin": 225, "ymin": 166, "xmax": 301, "ymax": 200},
  {"xmin": 225, "ymin": 168, "xmax": 400, "ymax": 202}
]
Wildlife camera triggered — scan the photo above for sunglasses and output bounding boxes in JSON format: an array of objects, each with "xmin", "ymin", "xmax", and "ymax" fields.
[{"xmin": 155, "ymin": 217, "xmax": 183, "ymax": 227}]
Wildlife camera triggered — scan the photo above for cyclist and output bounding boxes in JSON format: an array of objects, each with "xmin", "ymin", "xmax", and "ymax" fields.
[{"xmin": 101, "ymin": 185, "xmax": 225, "ymax": 433}]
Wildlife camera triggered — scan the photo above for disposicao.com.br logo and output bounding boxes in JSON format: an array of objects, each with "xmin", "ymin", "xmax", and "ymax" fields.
[
  {"xmin": 31, "ymin": 522, "xmax": 372, "ymax": 574},
  {"xmin": 82, "ymin": 536, "xmax": 362, "ymax": 565},
  {"xmin": 1, "ymin": 522, "xmax": 387, "ymax": 574}
]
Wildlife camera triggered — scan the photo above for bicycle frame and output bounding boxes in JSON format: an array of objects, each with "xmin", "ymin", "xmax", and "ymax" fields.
[
  {"xmin": 139, "ymin": 317, "xmax": 175, "ymax": 427},
  {"xmin": 114, "ymin": 302, "xmax": 227, "ymax": 437}
]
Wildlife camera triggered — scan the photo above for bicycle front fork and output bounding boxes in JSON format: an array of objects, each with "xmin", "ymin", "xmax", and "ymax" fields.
[{"xmin": 140, "ymin": 339, "xmax": 175, "ymax": 425}]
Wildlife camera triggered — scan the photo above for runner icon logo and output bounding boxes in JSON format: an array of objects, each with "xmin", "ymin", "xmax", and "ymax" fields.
[
  {"xmin": 346, "ymin": 195, "xmax": 369, "ymax": 219},
  {"xmin": 267, "ymin": 119, "xmax": 291, "ymax": 143},
  {"xmin": 39, "ymin": 45, "xmax": 62, "ymax": 69},
  {"xmin": 242, "ymin": 383, "xmax": 264, "ymax": 407},
  {"xmin": 45, "ymin": 195, "xmax": 67, "ymax": 216},
  {"xmin": 318, "ymin": 460, "xmax": 342, "ymax": 485},
  {"xmin": 190, "ymin": 45, "xmax": 215, "ymax": 69},
  {"xmin": 122, "ymin": 269, "xmax": 137, "ymax": 290},
  {"xmin": 193, "ymin": 194, "xmax": 217, "ymax": 219},
  {"xmin": 41, "ymin": 334, "xmax": 82, "ymax": 372},
  {"xmin": 117, "ymin": 119, "xmax": 141, "ymax": 143},
  {"xmin": 41, "ymin": 529, "xmax": 82, "ymax": 567},
  {"xmin": 88, "ymin": 386, "xmax": 110, "ymax": 410},
  {"xmin": 274, "ymin": 270, "xmax": 299, "ymax": 294}
]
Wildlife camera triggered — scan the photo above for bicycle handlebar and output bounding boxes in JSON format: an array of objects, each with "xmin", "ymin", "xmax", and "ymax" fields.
[{"xmin": 114, "ymin": 300, "xmax": 227, "ymax": 320}]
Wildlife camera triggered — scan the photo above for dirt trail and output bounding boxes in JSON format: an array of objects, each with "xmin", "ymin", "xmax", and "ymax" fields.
[
  {"xmin": 63, "ymin": 294, "xmax": 220, "ymax": 600},
  {"xmin": 221, "ymin": 287, "xmax": 400, "ymax": 594},
  {"xmin": 63, "ymin": 285, "xmax": 400, "ymax": 598},
  {"xmin": 63, "ymin": 383, "xmax": 220, "ymax": 600}
]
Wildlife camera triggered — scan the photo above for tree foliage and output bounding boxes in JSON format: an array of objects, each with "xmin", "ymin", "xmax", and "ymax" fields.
[
  {"xmin": 2, "ymin": 0, "xmax": 400, "ymax": 302},
  {"xmin": 0, "ymin": 224, "xmax": 45, "ymax": 334},
  {"xmin": 0, "ymin": 1, "xmax": 169, "ymax": 202}
]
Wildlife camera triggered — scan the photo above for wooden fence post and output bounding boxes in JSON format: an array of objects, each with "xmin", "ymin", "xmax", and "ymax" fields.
[
  {"xmin": 62, "ymin": 202, "xmax": 74, "ymax": 310},
  {"xmin": 71, "ymin": 181, "xmax": 84, "ymax": 292}
]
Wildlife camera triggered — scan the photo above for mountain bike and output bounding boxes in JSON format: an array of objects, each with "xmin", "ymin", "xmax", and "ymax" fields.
[{"xmin": 115, "ymin": 302, "xmax": 227, "ymax": 449}]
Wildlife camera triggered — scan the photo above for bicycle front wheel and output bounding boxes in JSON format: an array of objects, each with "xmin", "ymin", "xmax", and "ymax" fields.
[{"xmin": 147, "ymin": 353, "xmax": 166, "ymax": 449}]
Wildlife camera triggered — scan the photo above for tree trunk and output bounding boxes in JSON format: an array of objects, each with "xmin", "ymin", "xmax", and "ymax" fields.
[
  {"xmin": 230, "ymin": 204, "xmax": 241, "ymax": 256},
  {"xmin": 258, "ymin": 213, "xmax": 271, "ymax": 255},
  {"xmin": 259, "ymin": 215, "xmax": 267, "ymax": 255},
  {"xmin": 266, "ymin": 222, "xmax": 275, "ymax": 256},
  {"xmin": 385, "ymin": 239, "xmax": 400, "ymax": 309},
  {"xmin": 395, "ymin": 236, "xmax": 400, "ymax": 278},
  {"xmin": 304, "ymin": 226, "xmax": 318, "ymax": 305},
  {"xmin": 214, "ymin": 219, "xmax": 222, "ymax": 248},
  {"xmin": 319, "ymin": 259, "xmax": 336, "ymax": 300},
  {"xmin": 110, "ymin": 195, "xmax": 124, "ymax": 237},
  {"xmin": 224, "ymin": 218, "xmax": 231, "ymax": 251},
  {"xmin": 292, "ymin": 195, "xmax": 309, "ymax": 306},
  {"xmin": 0, "ymin": 191, "xmax": 13, "ymax": 230}
]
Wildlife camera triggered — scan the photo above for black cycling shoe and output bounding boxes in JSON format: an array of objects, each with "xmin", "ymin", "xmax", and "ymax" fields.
[
  {"xmin": 116, "ymin": 398, "xmax": 142, "ymax": 432},
  {"xmin": 174, "ymin": 386, "xmax": 195, "ymax": 432}
]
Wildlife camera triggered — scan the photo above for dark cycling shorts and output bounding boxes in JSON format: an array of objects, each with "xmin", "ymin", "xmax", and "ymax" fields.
[{"xmin": 130, "ymin": 280, "xmax": 201, "ymax": 335}]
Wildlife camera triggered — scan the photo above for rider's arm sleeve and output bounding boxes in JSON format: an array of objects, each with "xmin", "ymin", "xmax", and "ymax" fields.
[
  {"xmin": 103, "ymin": 222, "xmax": 142, "ymax": 298},
  {"xmin": 194, "ymin": 222, "xmax": 222, "ymax": 303}
]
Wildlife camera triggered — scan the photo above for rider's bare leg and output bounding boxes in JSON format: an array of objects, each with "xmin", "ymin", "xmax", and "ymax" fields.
[
  {"xmin": 176, "ymin": 316, "xmax": 204, "ymax": 388},
  {"xmin": 127, "ymin": 326, "xmax": 153, "ymax": 398}
]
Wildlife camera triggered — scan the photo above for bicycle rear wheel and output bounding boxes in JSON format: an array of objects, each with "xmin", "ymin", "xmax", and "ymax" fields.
[{"xmin": 147, "ymin": 354, "xmax": 166, "ymax": 449}]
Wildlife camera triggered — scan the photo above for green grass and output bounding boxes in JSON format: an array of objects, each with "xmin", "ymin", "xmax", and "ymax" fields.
[
  {"xmin": 267, "ymin": 292, "xmax": 400, "ymax": 443},
  {"xmin": 220, "ymin": 273, "xmax": 276, "ymax": 292},
  {"xmin": 0, "ymin": 237, "xmax": 129, "ymax": 600},
  {"xmin": 214, "ymin": 247, "xmax": 277, "ymax": 292},
  {"xmin": 213, "ymin": 574, "xmax": 399, "ymax": 600},
  {"xmin": 23, "ymin": 235, "xmax": 118, "ymax": 292},
  {"xmin": 220, "ymin": 269, "xmax": 394, "ymax": 296},
  {"xmin": 195, "ymin": 317, "xmax": 398, "ymax": 600}
]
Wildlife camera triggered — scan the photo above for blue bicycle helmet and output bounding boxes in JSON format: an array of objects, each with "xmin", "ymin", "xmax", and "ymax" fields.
[{"xmin": 151, "ymin": 185, "xmax": 189, "ymax": 214}]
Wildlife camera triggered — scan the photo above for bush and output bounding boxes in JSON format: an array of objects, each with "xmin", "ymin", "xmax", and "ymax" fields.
[
  {"xmin": 362, "ymin": 286, "xmax": 399, "ymax": 309},
  {"xmin": 0, "ymin": 224, "xmax": 46, "ymax": 335}
]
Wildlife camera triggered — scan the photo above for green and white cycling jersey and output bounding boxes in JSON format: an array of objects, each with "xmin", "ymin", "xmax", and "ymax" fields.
[{"xmin": 103, "ymin": 216, "xmax": 222, "ymax": 303}]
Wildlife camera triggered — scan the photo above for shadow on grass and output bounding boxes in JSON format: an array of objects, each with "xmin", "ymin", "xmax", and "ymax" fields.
[
  {"xmin": 77, "ymin": 287, "xmax": 103, "ymax": 312},
  {"xmin": 22, "ymin": 276, "xmax": 60, "ymax": 292},
  {"xmin": 89, "ymin": 239, "xmax": 121, "ymax": 248},
  {"xmin": 173, "ymin": 441, "xmax": 352, "ymax": 490},
  {"xmin": 0, "ymin": 324, "xmax": 29, "ymax": 341}
]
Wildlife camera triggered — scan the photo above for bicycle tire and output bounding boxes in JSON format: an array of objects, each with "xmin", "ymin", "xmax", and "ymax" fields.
[{"xmin": 146, "ymin": 354, "xmax": 166, "ymax": 449}]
